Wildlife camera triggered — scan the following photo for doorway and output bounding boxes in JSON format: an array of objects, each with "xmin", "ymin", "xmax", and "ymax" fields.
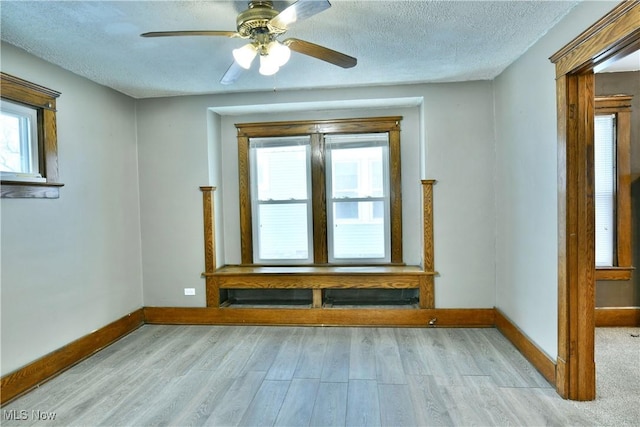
[{"xmin": 550, "ymin": 1, "xmax": 640, "ymax": 401}]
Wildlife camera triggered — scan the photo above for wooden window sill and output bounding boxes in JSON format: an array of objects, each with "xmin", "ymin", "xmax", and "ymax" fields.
[
  {"xmin": 205, "ymin": 264, "xmax": 436, "ymax": 277},
  {"xmin": 596, "ymin": 266, "xmax": 634, "ymax": 281},
  {"xmin": 1, "ymin": 180, "xmax": 64, "ymax": 199}
]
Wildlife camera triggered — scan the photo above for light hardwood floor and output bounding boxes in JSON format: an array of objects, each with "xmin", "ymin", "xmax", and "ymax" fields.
[{"xmin": 0, "ymin": 325, "xmax": 619, "ymax": 426}]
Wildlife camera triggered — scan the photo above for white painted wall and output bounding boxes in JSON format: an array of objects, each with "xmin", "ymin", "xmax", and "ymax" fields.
[
  {"xmin": 135, "ymin": 96, "xmax": 210, "ymax": 307},
  {"xmin": 137, "ymin": 82, "xmax": 496, "ymax": 308},
  {"xmin": 493, "ymin": 0, "xmax": 618, "ymax": 359},
  {"xmin": 0, "ymin": 43, "xmax": 143, "ymax": 375}
]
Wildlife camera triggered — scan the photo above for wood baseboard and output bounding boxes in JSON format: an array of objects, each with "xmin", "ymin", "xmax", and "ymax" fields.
[
  {"xmin": 0, "ymin": 309, "xmax": 144, "ymax": 405},
  {"xmin": 143, "ymin": 307, "xmax": 495, "ymax": 328},
  {"xmin": 5, "ymin": 305, "xmax": 569, "ymax": 406},
  {"xmin": 494, "ymin": 308, "xmax": 556, "ymax": 386},
  {"xmin": 595, "ymin": 307, "xmax": 640, "ymax": 327}
]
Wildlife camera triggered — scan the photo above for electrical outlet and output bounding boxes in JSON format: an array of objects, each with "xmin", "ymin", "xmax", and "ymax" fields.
[{"xmin": 184, "ymin": 288, "xmax": 196, "ymax": 296}]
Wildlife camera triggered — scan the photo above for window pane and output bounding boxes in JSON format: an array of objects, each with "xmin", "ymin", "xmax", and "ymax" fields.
[
  {"xmin": 0, "ymin": 113, "xmax": 24, "ymax": 172},
  {"xmin": 258, "ymin": 203, "xmax": 309, "ymax": 260},
  {"xmin": 335, "ymin": 201, "xmax": 359, "ymax": 219},
  {"xmin": 0, "ymin": 100, "xmax": 38, "ymax": 175},
  {"xmin": 594, "ymin": 114, "xmax": 615, "ymax": 266},
  {"xmin": 333, "ymin": 160, "xmax": 358, "ymax": 197},
  {"xmin": 331, "ymin": 146, "xmax": 384, "ymax": 198},
  {"xmin": 255, "ymin": 143, "xmax": 308, "ymax": 201},
  {"xmin": 332, "ymin": 201, "xmax": 385, "ymax": 259}
]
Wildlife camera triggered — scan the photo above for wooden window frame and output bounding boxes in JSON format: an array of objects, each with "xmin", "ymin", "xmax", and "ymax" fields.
[
  {"xmin": 236, "ymin": 116, "xmax": 403, "ymax": 265},
  {"xmin": 594, "ymin": 95, "xmax": 633, "ymax": 281},
  {"xmin": 1, "ymin": 72, "xmax": 63, "ymax": 199}
]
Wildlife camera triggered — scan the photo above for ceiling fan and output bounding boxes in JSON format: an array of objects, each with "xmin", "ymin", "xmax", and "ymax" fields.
[{"xmin": 141, "ymin": 0, "xmax": 357, "ymax": 85}]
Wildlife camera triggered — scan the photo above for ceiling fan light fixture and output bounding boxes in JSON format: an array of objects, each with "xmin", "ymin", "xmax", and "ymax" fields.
[
  {"xmin": 268, "ymin": 41, "xmax": 291, "ymax": 67},
  {"xmin": 232, "ymin": 43, "xmax": 258, "ymax": 69},
  {"xmin": 259, "ymin": 54, "xmax": 280, "ymax": 76},
  {"xmin": 143, "ymin": 0, "xmax": 355, "ymax": 85}
]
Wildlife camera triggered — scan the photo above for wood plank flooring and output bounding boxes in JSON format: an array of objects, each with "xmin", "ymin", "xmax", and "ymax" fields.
[{"xmin": 0, "ymin": 325, "xmax": 620, "ymax": 426}]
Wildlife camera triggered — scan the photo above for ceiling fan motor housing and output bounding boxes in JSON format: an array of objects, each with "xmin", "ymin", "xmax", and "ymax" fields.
[{"xmin": 236, "ymin": 1, "xmax": 286, "ymax": 39}]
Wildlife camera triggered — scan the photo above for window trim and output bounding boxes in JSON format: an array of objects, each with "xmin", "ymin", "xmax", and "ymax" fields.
[
  {"xmin": 1, "ymin": 72, "xmax": 63, "ymax": 199},
  {"xmin": 236, "ymin": 116, "xmax": 403, "ymax": 265},
  {"xmin": 594, "ymin": 95, "xmax": 633, "ymax": 281}
]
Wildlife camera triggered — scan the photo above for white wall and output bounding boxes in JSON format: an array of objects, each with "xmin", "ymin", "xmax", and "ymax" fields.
[
  {"xmin": 0, "ymin": 43, "xmax": 143, "ymax": 375},
  {"xmin": 493, "ymin": 0, "xmax": 618, "ymax": 359},
  {"xmin": 137, "ymin": 82, "xmax": 496, "ymax": 309}
]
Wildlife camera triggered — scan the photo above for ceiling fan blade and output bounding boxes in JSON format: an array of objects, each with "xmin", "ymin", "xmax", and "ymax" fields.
[
  {"xmin": 284, "ymin": 38, "xmax": 356, "ymax": 68},
  {"xmin": 141, "ymin": 30, "xmax": 239, "ymax": 38},
  {"xmin": 220, "ymin": 61, "xmax": 245, "ymax": 85},
  {"xmin": 269, "ymin": 0, "xmax": 331, "ymax": 30}
]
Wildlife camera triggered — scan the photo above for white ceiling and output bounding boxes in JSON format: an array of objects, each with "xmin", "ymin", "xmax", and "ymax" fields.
[
  {"xmin": 1, "ymin": 0, "xmax": 585, "ymax": 99},
  {"xmin": 598, "ymin": 50, "xmax": 640, "ymax": 73}
]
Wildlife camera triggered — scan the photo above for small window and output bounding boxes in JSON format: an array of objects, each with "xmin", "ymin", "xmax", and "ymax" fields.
[
  {"xmin": 594, "ymin": 114, "xmax": 616, "ymax": 267},
  {"xmin": 1, "ymin": 72, "xmax": 63, "ymax": 199},
  {"xmin": 1, "ymin": 99, "xmax": 44, "ymax": 182},
  {"xmin": 594, "ymin": 95, "xmax": 633, "ymax": 280}
]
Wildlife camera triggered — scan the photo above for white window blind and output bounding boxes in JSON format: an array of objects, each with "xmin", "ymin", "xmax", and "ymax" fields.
[
  {"xmin": 326, "ymin": 133, "xmax": 390, "ymax": 263},
  {"xmin": 250, "ymin": 136, "xmax": 313, "ymax": 263},
  {"xmin": 594, "ymin": 114, "xmax": 616, "ymax": 267}
]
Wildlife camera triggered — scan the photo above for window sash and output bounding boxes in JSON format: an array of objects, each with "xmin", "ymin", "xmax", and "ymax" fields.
[
  {"xmin": 250, "ymin": 136, "xmax": 313, "ymax": 264},
  {"xmin": 0, "ymin": 99, "xmax": 42, "ymax": 181},
  {"xmin": 326, "ymin": 134, "xmax": 391, "ymax": 263}
]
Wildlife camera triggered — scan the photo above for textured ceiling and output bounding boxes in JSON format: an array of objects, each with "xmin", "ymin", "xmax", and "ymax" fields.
[{"xmin": 0, "ymin": 0, "xmax": 582, "ymax": 99}]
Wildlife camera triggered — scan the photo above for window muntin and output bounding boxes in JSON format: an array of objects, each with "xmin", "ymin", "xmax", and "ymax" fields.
[
  {"xmin": 594, "ymin": 114, "xmax": 616, "ymax": 267},
  {"xmin": 250, "ymin": 136, "xmax": 313, "ymax": 263},
  {"xmin": 0, "ymin": 99, "xmax": 43, "ymax": 182},
  {"xmin": 326, "ymin": 134, "xmax": 390, "ymax": 262}
]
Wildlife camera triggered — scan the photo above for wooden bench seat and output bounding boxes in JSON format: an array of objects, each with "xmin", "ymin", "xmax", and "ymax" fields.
[
  {"xmin": 204, "ymin": 265, "xmax": 434, "ymax": 308},
  {"xmin": 199, "ymin": 180, "xmax": 437, "ymax": 319}
]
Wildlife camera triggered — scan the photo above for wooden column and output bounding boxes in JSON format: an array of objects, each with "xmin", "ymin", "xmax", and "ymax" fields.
[
  {"xmin": 200, "ymin": 186, "xmax": 218, "ymax": 307},
  {"xmin": 555, "ymin": 73, "xmax": 596, "ymax": 401},
  {"xmin": 390, "ymin": 126, "xmax": 403, "ymax": 263},
  {"xmin": 421, "ymin": 179, "xmax": 437, "ymax": 308}
]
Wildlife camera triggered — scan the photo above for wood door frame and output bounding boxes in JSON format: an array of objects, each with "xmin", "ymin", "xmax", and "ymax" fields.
[{"xmin": 550, "ymin": 0, "xmax": 640, "ymax": 401}]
